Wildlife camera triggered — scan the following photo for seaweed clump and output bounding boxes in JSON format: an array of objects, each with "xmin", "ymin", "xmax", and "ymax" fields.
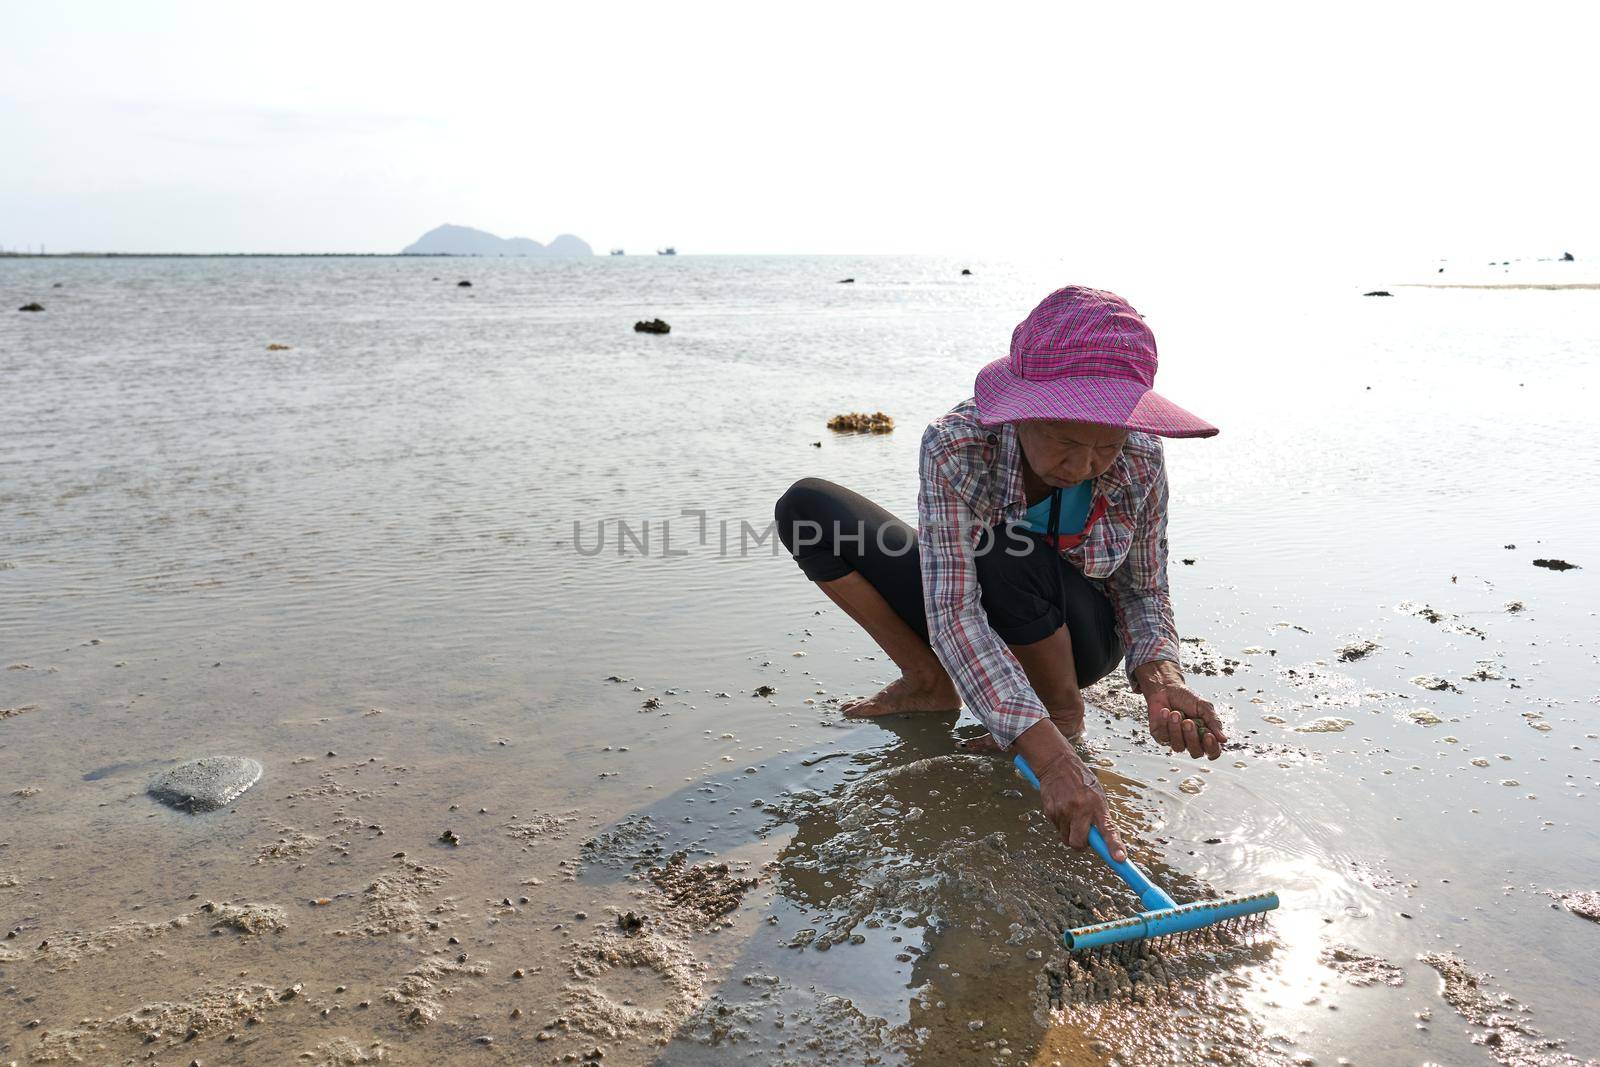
[{"xmin": 827, "ymin": 411, "xmax": 894, "ymax": 433}]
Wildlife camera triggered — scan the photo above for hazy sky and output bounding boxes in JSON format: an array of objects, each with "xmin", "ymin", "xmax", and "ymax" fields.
[{"xmin": 2, "ymin": 1, "xmax": 1596, "ymax": 263}]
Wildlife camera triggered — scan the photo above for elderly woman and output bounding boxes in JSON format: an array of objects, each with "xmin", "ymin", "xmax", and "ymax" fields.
[{"xmin": 775, "ymin": 286, "xmax": 1226, "ymax": 862}]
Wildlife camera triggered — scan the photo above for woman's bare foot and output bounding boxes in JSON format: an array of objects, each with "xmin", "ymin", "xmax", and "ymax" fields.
[
  {"xmin": 841, "ymin": 674, "xmax": 961, "ymax": 718},
  {"xmin": 958, "ymin": 732, "xmax": 1004, "ymax": 753}
]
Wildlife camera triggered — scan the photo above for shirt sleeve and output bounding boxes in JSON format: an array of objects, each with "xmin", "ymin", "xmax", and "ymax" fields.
[
  {"xmin": 1102, "ymin": 442, "xmax": 1181, "ymax": 689},
  {"xmin": 917, "ymin": 427, "xmax": 1048, "ymax": 750}
]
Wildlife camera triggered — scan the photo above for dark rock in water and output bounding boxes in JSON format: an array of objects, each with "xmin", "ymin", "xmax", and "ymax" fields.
[
  {"xmin": 456, "ymin": 280, "xmax": 472, "ymax": 287},
  {"xmin": 961, "ymin": 268, "xmax": 973, "ymax": 275},
  {"xmin": 1363, "ymin": 291, "xmax": 1392, "ymax": 297},
  {"xmin": 1532, "ymin": 558, "xmax": 1579, "ymax": 571},
  {"xmin": 838, "ymin": 278, "xmax": 855, "ymax": 284},
  {"xmin": 634, "ymin": 318, "xmax": 671, "ymax": 334},
  {"xmin": 18, "ymin": 303, "xmax": 44, "ymax": 312},
  {"xmin": 147, "ymin": 756, "xmax": 263, "ymax": 812},
  {"xmin": 1561, "ymin": 251, "xmax": 1575, "ymax": 261}
]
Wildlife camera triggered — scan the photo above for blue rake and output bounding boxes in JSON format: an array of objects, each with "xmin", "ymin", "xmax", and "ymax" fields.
[{"xmin": 1013, "ymin": 754, "xmax": 1279, "ymax": 954}]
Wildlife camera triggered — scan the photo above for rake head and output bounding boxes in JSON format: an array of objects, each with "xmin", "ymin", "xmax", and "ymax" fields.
[{"xmin": 1065, "ymin": 891, "xmax": 1279, "ymax": 955}]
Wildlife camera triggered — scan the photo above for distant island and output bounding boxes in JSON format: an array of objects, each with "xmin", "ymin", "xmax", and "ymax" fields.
[{"xmin": 401, "ymin": 224, "xmax": 593, "ymax": 257}]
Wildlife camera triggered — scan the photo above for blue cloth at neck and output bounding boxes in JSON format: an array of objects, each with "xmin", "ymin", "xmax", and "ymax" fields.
[{"xmin": 1021, "ymin": 481, "xmax": 1093, "ymax": 538}]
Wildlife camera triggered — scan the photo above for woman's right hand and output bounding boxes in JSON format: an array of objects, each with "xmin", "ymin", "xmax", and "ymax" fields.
[{"xmin": 1034, "ymin": 749, "xmax": 1126, "ymax": 862}]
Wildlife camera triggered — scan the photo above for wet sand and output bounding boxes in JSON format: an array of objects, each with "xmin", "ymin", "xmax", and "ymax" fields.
[{"xmin": 3, "ymin": 255, "xmax": 1599, "ymax": 1064}]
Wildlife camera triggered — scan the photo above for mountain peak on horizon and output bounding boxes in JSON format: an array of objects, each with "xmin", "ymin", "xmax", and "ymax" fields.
[{"xmin": 401, "ymin": 224, "xmax": 593, "ymax": 257}]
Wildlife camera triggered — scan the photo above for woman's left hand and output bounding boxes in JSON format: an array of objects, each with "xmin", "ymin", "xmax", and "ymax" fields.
[{"xmin": 1136, "ymin": 663, "xmax": 1225, "ymax": 759}]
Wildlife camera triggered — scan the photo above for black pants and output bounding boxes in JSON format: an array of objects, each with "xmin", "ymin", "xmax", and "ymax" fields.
[{"xmin": 774, "ymin": 477, "xmax": 1123, "ymax": 688}]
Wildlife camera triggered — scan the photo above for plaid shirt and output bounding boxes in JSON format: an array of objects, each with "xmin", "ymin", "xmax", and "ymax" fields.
[{"xmin": 918, "ymin": 398, "xmax": 1179, "ymax": 748}]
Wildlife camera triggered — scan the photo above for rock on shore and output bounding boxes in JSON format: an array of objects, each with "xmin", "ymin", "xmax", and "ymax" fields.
[{"xmin": 147, "ymin": 756, "xmax": 263, "ymax": 812}]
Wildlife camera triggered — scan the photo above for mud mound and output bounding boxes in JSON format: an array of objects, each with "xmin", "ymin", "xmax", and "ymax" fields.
[
  {"xmin": 338, "ymin": 859, "xmax": 452, "ymax": 937},
  {"xmin": 565, "ymin": 926, "xmax": 706, "ymax": 1043},
  {"xmin": 1337, "ymin": 639, "xmax": 1380, "ymax": 662},
  {"xmin": 383, "ymin": 953, "xmax": 489, "ymax": 1026},
  {"xmin": 303, "ymin": 1037, "xmax": 391, "ymax": 1064},
  {"xmin": 201, "ymin": 900, "xmax": 287, "ymax": 934},
  {"xmin": 671, "ymin": 974, "xmax": 891, "ymax": 1063},
  {"xmin": 581, "ymin": 813, "xmax": 664, "ymax": 870},
  {"xmin": 1421, "ymin": 952, "xmax": 1587, "ymax": 1066},
  {"xmin": 30, "ymin": 980, "xmax": 288, "ymax": 1061},
  {"xmin": 1082, "ymin": 671, "xmax": 1147, "ymax": 721},
  {"xmin": 1295, "ymin": 717, "xmax": 1354, "ymax": 733},
  {"xmin": 505, "ymin": 811, "xmax": 574, "ymax": 846},
  {"xmin": 647, "ymin": 852, "xmax": 758, "ymax": 926},
  {"xmin": 1319, "ymin": 943, "xmax": 1405, "ymax": 986},
  {"xmin": 32, "ymin": 912, "xmax": 191, "ymax": 969},
  {"xmin": 1559, "ymin": 891, "xmax": 1600, "ymax": 922},
  {"xmin": 256, "ymin": 829, "xmax": 323, "ymax": 862}
]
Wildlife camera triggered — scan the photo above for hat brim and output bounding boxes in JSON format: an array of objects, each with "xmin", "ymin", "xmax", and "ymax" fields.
[{"xmin": 973, "ymin": 358, "xmax": 1218, "ymax": 438}]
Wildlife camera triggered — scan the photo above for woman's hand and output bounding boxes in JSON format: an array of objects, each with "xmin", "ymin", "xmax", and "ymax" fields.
[
  {"xmin": 1012, "ymin": 719, "xmax": 1126, "ymax": 861},
  {"xmin": 1136, "ymin": 660, "xmax": 1224, "ymax": 760},
  {"xmin": 1036, "ymin": 749, "xmax": 1126, "ymax": 860}
]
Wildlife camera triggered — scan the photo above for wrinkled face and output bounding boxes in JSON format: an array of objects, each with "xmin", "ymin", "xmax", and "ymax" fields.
[{"xmin": 1014, "ymin": 419, "xmax": 1128, "ymax": 487}]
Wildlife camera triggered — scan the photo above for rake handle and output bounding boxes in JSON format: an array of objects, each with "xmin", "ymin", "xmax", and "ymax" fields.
[{"xmin": 1013, "ymin": 754, "xmax": 1177, "ymax": 912}]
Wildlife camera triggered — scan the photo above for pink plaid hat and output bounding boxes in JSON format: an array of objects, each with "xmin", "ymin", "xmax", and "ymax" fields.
[{"xmin": 974, "ymin": 286, "xmax": 1217, "ymax": 438}]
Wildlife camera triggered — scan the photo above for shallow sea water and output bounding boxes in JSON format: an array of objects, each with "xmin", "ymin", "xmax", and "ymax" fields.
[{"xmin": 1, "ymin": 255, "xmax": 1597, "ymax": 1065}]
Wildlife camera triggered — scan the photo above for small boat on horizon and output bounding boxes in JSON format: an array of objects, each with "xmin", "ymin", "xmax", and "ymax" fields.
[
  {"xmin": 609, "ymin": 248, "xmax": 625, "ymax": 256},
  {"xmin": 657, "ymin": 247, "xmax": 677, "ymax": 256}
]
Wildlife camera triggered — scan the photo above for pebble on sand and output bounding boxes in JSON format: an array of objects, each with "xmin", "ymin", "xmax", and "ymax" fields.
[{"xmin": 146, "ymin": 756, "xmax": 264, "ymax": 813}]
